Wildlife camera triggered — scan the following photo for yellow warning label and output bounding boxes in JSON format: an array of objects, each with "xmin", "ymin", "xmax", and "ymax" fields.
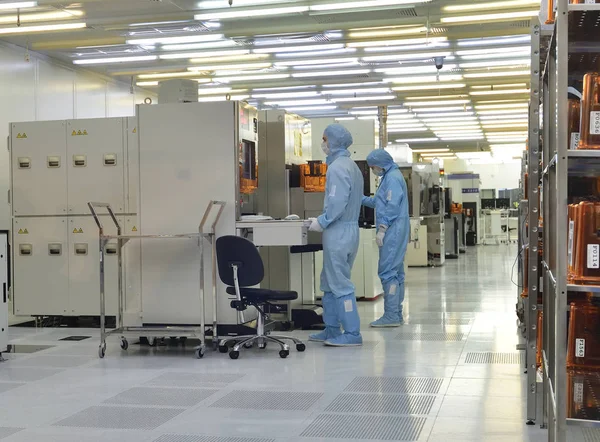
[
  {"xmin": 82, "ymin": 130, "xmax": 88, "ymax": 136},
  {"xmin": 18, "ymin": 228, "xmax": 23, "ymax": 234},
  {"xmin": 77, "ymin": 130, "xmax": 82, "ymax": 136},
  {"xmin": 24, "ymin": 228, "xmax": 28, "ymax": 234},
  {"xmin": 132, "ymin": 127, "xmax": 137, "ymax": 134},
  {"xmin": 73, "ymin": 228, "xmax": 78, "ymax": 234},
  {"xmin": 72, "ymin": 130, "xmax": 77, "ymax": 136},
  {"xmin": 16, "ymin": 133, "xmax": 27, "ymax": 139},
  {"xmin": 78, "ymin": 228, "xmax": 83, "ymax": 234},
  {"xmin": 131, "ymin": 226, "xmax": 137, "ymax": 232}
]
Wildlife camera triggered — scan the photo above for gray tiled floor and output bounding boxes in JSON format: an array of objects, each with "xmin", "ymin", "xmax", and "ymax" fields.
[{"xmin": 0, "ymin": 246, "xmax": 554, "ymax": 441}]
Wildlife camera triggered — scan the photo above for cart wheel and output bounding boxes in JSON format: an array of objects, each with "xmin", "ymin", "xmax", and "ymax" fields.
[
  {"xmin": 279, "ymin": 349, "xmax": 289, "ymax": 359},
  {"xmin": 219, "ymin": 345, "xmax": 229, "ymax": 354},
  {"xmin": 258, "ymin": 342, "xmax": 267, "ymax": 349},
  {"xmin": 98, "ymin": 345, "xmax": 106, "ymax": 359},
  {"xmin": 229, "ymin": 350, "xmax": 240, "ymax": 360},
  {"xmin": 243, "ymin": 342, "xmax": 254, "ymax": 349},
  {"xmin": 296, "ymin": 343, "xmax": 306, "ymax": 352},
  {"xmin": 120, "ymin": 338, "xmax": 129, "ymax": 351},
  {"xmin": 195, "ymin": 347, "xmax": 205, "ymax": 359},
  {"xmin": 147, "ymin": 337, "xmax": 157, "ymax": 347}
]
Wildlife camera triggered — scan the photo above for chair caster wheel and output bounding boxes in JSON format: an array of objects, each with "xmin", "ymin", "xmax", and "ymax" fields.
[
  {"xmin": 147, "ymin": 337, "xmax": 157, "ymax": 347},
  {"xmin": 259, "ymin": 342, "xmax": 267, "ymax": 349},
  {"xmin": 98, "ymin": 344, "xmax": 106, "ymax": 359},
  {"xmin": 243, "ymin": 342, "xmax": 254, "ymax": 349},
  {"xmin": 219, "ymin": 345, "xmax": 229, "ymax": 354},
  {"xmin": 195, "ymin": 347, "xmax": 205, "ymax": 359},
  {"xmin": 296, "ymin": 343, "xmax": 306, "ymax": 352},
  {"xmin": 279, "ymin": 350, "xmax": 289, "ymax": 359},
  {"xmin": 526, "ymin": 420, "xmax": 535, "ymax": 426},
  {"xmin": 120, "ymin": 338, "xmax": 128, "ymax": 351},
  {"xmin": 229, "ymin": 351, "xmax": 240, "ymax": 360}
]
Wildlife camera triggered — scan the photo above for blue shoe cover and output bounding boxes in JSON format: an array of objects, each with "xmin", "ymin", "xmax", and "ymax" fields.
[
  {"xmin": 309, "ymin": 327, "xmax": 342, "ymax": 342},
  {"xmin": 324, "ymin": 333, "xmax": 363, "ymax": 347}
]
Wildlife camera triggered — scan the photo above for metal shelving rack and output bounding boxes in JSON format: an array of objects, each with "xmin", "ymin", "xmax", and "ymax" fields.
[{"xmin": 538, "ymin": 1, "xmax": 600, "ymax": 440}]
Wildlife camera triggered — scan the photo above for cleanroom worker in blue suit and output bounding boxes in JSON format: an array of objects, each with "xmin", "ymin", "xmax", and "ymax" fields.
[
  {"xmin": 307, "ymin": 124, "xmax": 364, "ymax": 347},
  {"xmin": 362, "ymin": 149, "xmax": 410, "ymax": 327}
]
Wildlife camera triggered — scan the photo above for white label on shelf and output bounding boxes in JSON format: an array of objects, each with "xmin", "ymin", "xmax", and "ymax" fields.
[
  {"xmin": 576, "ymin": 338, "xmax": 586, "ymax": 358},
  {"xmin": 570, "ymin": 132, "xmax": 580, "ymax": 150},
  {"xmin": 586, "ymin": 0, "xmax": 596, "ymax": 4},
  {"xmin": 588, "ymin": 244, "xmax": 600, "ymax": 269},
  {"xmin": 591, "ymin": 111, "xmax": 600, "ymax": 135},
  {"xmin": 568, "ymin": 220, "xmax": 575, "ymax": 267},
  {"xmin": 574, "ymin": 382, "xmax": 584, "ymax": 404}
]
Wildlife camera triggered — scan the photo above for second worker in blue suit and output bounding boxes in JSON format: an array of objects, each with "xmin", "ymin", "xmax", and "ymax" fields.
[
  {"xmin": 362, "ymin": 149, "xmax": 410, "ymax": 327},
  {"xmin": 307, "ymin": 124, "xmax": 364, "ymax": 347}
]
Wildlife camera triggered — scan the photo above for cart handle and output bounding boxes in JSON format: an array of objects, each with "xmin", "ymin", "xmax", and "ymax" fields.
[
  {"xmin": 88, "ymin": 202, "xmax": 122, "ymax": 236},
  {"xmin": 199, "ymin": 200, "xmax": 226, "ymax": 235}
]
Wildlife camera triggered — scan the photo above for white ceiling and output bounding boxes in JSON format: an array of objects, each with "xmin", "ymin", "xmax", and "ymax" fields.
[{"xmin": 0, "ymin": 0, "xmax": 537, "ymax": 156}]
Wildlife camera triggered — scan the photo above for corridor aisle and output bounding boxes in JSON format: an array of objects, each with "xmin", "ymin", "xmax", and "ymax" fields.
[{"xmin": 0, "ymin": 246, "xmax": 558, "ymax": 441}]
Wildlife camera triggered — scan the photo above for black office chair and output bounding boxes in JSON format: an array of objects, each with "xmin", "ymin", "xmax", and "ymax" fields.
[{"xmin": 215, "ymin": 235, "xmax": 306, "ymax": 359}]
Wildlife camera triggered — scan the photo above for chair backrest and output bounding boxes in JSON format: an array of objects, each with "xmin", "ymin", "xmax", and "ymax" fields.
[{"xmin": 216, "ymin": 235, "xmax": 264, "ymax": 287}]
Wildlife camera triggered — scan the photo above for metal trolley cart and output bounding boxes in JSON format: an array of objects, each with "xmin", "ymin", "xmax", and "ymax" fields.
[{"xmin": 89, "ymin": 200, "xmax": 225, "ymax": 359}]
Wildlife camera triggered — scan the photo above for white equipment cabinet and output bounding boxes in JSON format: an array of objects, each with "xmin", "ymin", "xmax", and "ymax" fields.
[
  {"xmin": 0, "ymin": 232, "xmax": 8, "ymax": 357},
  {"xmin": 10, "ymin": 117, "xmax": 135, "ymax": 318}
]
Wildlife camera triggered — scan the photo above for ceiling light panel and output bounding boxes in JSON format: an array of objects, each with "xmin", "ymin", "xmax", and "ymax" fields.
[
  {"xmin": 463, "ymin": 70, "xmax": 530, "ymax": 78},
  {"xmin": 217, "ymin": 73, "xmax": 290, "ymax": 82},
  {"xmin": 458, "ymin": 35, "xmax": 531, "ymax": 47},
  {"xmin": 292, "ymin": 69, "xmax": 371, "ymax": 78},
  {"xmin": 392, "ymin": 83, "xmax": 466, "ymax": 91},
  {"xmin": 126, "ymin": 34, "xmax": 225, "ymax": 46},
  {"xmin": 189, "ymin": 54, "xmax": 268, "ymax": 64},
  {"xmin": 0, "ymin": 2, "xmax": 36, "ymax": 10},
  {"xmin": 470, "ymin": 88, "xmax": 530, "ymax": 96},
  {"xmin": 162, "ymin": 49, "xmax": 250, "ymax": 60},
  {"xmin": 275, "ymin": 48, "xmax": 356, "ymax": 58},
  {"xmin": 459, "ymin": 59, "xmax": 531, "ymax": 69},
  {"xmin": 252, "ymin": 91, "xmax": 321, "ymax": 99},
  {"xmin": 195, "ymin": 6, "xmax": 309, "ymax": 20},
  {"xmin": 364, "ymin": 42, "xmax": 450, "ymax": 53},
  {"xmin": 444, "ymin": 1, "xmax": 540, "ymax": 12},
  {"xmin": 348, "ymin": 36, "xmax": 448, "ymax": 48},
  {"xmin": 333, "ymin": 95, "xmax": 396, "ymax": 102},
  {"xmin": 74, "ymin": 55, "xmax": 157, "ymax": 65},
  {"xmin": 275, "ymin": 57, "xmax": 358, "ymax": 66},
  {"xmin": 160, "ymin": 41, "xmax": 237, "ymax": 51},
  {"xmin": 255, "ymin": 44, "xmax": 344, "ymax": 54},
  {"xmin": 0, "ymin": 22, "xmax": 86, "ymax": 34},
  {"xmin": 0, "ymin": 10, "xmax": 84, "ymax": 24},
  {"xmin": 441, "ymin": 10, "xmax": 538, "ymax": 24},
  {"xmin": 185, "ymin": 62, "xmax": 272, "ymax": 71},
  {"xmin": 311, "ymin": 0, "xmax": 431, "ymax": 12},
  {"xmin": 348, "ymin": 26, "xmax": 428, "ymax": 39},
  {"xmin": 387, "ymin": 75, "xmax": 464, "ymax": 84}
]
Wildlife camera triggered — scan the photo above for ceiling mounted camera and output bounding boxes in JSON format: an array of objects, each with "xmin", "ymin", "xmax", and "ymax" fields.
[{"xmin": 434, "ymin": 56, "xmax": 445, "ymax": 70}]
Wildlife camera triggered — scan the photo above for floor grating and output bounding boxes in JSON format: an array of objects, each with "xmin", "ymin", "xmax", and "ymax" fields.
[
  {"xmin": 104, "ymin": 387, "xmax": 219, "ymax": 407},
  {"xmin": 464, "ymin": 352, "xmax": 524, "ymax": 364},
  {"xmin": 0, "ymin": 382, "xmax": 25, "ymax": 394},
  {"xmin": 300, "ymin": 414, "xmax": 426, "ymax": 440},
  {"xmin": 154, "ymin": 436, "xmax": 275, "ymax": 442},
  {"xmin": 583, "ymin": 427, "xmax": 600, "ymax": 442},
  {"xmin": 210, "ymin": 390, "xmax": 323, "ymax": 411},
  {"xmin": 0, "ymin": 427, "xmax": 22, "ymax": 440},
  {"xmin": 325, "ymin": 392, "xmax": 436, "ymax": 415},
  {"xmin": 406, "ymin": 318, "xmax": 472, "ymax": 326},
  {"xmin": 54, "ymin": 405, "xmax": 185, "ymax": 430},
  {"xmin": 59, "ymin": 336, "xmax": 91, "ymax": 341},
  {"xmin": 395, "ymin": 332, "xmax": 466, "ymax": 341},
  {"xmin": 345, "ymin": 377, "xmax": 444, "ymax": 395}
]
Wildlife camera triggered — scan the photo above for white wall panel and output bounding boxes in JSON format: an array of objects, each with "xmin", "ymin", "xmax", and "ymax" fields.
[
  {"xmin": 36, "ymin": 60, "xmax": 75, "ymax": 121},
  {"xmin": 75, "ymin": 72, "xmax": 107, "ymax": 119},
  {"xmin": 107, "ymin": 82, "xmax": 134, "ymax": 117}
]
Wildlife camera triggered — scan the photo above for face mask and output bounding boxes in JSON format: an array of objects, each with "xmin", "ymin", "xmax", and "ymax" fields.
[
  {"xmin": 371, "ymin": 166, "xmax": 385, "ymax": 176},
  {"xmin": 321, "ymin": 142, "xmax": 330, "ymax": 156}
]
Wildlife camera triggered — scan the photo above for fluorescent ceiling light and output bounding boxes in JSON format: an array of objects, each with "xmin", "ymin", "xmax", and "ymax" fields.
[
  {"xmin": 455, "ymin": 152, "xmax": 492, "ymax": 160},
  {"xmin": 253, "ymin": 85, "xmax": 315, "ymax": 92},
  {"xmin": 440, "ymin": 135, "xmax": 484, "ymax": 140},
  {"xmin": 364, "ymin": 42, "xmax": 449, "ymax": 53},
  {"xmin": 458, "ymin": 35, "xmax": 530, "ymax": 47},
  {"xmin": 0, "ymin": 22, "xmax": 86, "ymax": 34},
  {"xmin": 198, "ymin": 88, "xmax": 247, "ymax": 95},
  {"xmin": 441, "ymin": 10, "xmax": 538, "ymax": 23},
  {"xmin": 255, "ymin": 43, "xmax": 343, "ymax": 54},
  {"xmin": 472, "ymin": 83, "xmax": 527, "ymax": 90},
  {"xmin": 444, "ymin": 1, "xmax": 540, "ymax": 12},
  {"xmin": 333, "ymin": 95, "xmax": 396, "ymax": 102},
  {"xmin": 423, "ymin": 119, "xmax": 478, "ymax": 125},
  {"xmin": 189, "ymin": 53, "xmax": 267, "ymax": 64},
  {"xmin": 336, "ymin": 117, "xmax": 358, "ymax": 121},
  {"xmin": 162, "ymin": 49, "xmax": 250, "ymax": 60},
  {"xmin": 323, "ymin": 81, "xmax": 387, "ymax": 88},
  {"xmin": 412, "ymin": 106, "xmax": 472, "ymax": 113},
  {"xmin": 470, "ymin": 88, "xmax": 530, "ymax": 96},
  {"xmin": 276, "ymin": 48, "xmax": 356, "ymax": 58},
  {"xmin": 325, "ymin": 88, "xmax": 391, "ymax": 95},
  {"xmin": 264, "ymin": 99, "xmax": 330, "ymax": 106},
  {"xmin": 198, "ymin": 95, "xmax": 249, "ymax": 102},
  {"xmin": 275, "ymin": 57, "xmax": 358, "ymax": 66},
  {"xmin": 375, "ymin": 64, "xmax": 455, "ymax": 75},
  {"xmin": 388, "ymin": 128, "xmax": 429, "ymax": 132},
  {"xmin": 217, "ymin": 73, "xmax": 290, "ymax": 82},
  {"xmin": 478, "ymin": 117, "xmax": 528, "ymax": 122},
  {"xmin": 420, "ymin": 152, "xmax": 457, "ymax": 157},
  {"xmin": 198, "ymin": 0, "xmax": 284, "ymax": 8},
  {"xmin": 0, "ymin": 2, "xmax": 36, "ymax": 9},
  {"xmin": 129, "ymin": 20, "xmax": 192, "ymax": 27},
  {"xmin": 486, "ymin": 131, "xmax": 527, "ymax": 136},
  {"xmin": 348, "ymin": 37, "xmax": 448, "ymax": 48},
  {"xmin": 294, "ymin": 61, "xmax": 359, "ymax": 70},
  {"xmin": 475, "ymin": 103, "xmax": 528, "ymax": 109},
  {"xmin": 349, "ymin": 26, "xmax": 428, "ymax": 39},
  {"xmin": 399, "ymin": 141, "xmax": 442, "ymax": 145},
  {"xmin": 137, "ymin": 81, "xmax": 158, "ymax": 87},
  {"xmin": 358, "ymin": 116, "xmax": 379, "ymax": 120},
  {"xmin": 372, "ymin": 53, "xmax": 452, "ymax": 64},
  {"xmin": 195, "ymin": 6, "xmax": 308, "ymax": 20},
  {"xmin": 292, "ymin": 69, "xmax": 371, "ymax": 78},
  {"xmin": 456, "ymin": 46, "xmax": 530, "ymax": 56},
  {"xmin": 311, "ymin": 0, "xmax": 429, "ymax": 12},
  {"xmin": 0, "ymin": 10, "xmax": 84, "ymax": 24},
  {"xmin": 460, "ymin": 51, "xmax": 530, "ymax": 61},
  {"xmin": 482, "ymin": 123, "xmax": 528, "ymax": 129},
  {"xmin": 419, "ymin": 112, "xmax": 474, "ymax": 118},
  {"xmin": 388, "ymin": 75, "xmax": 463, "ymax": 84},
  {"xmin": 460, "ymin": 59, "xmax": 531, "ymax": 69},
  {"xmin": 404, "ymin": 94, "xmax": 465, "ymax": 101},
  {"xmin": 127, "ymin": 34, "xmax": 224, "ymax": 46},
  {"xmin": 430, "ymin": 126, "xmax": 481, "ymax": 132},
  {"xmin": 74, "ymin": 55, "xmax": 157, "ymax": 65},
  {"xmin": 252, "ymin": 91, "xmax": 321, "ymax": 99},
  {"xmin": 284, "ymin": 105, "xmax": 338, "ymax": 111},
  {"xmin": 186, "ymin": 62, "xmax": 272, "ymax": 71},
  {"xmin": 392, "ymin": 83, "xmax": 466, "ymax": 91},
  {"xmin": 406, "ymin": 99, "xmax": 470, "ymax": 107},
  {"xmin": 160, "ymin": 40, "xmax": 236, "ymax": 51},
  {"xmin": 138, "ymin": 71, "xmax": 206, "ymax": 80}
]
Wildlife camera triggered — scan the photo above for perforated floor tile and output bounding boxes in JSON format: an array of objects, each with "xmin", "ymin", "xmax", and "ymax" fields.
[
  {"xmin": 345, "ymin": 377, "xmax": 444, "ymax": 395},
  {"xmin": 464, "ymin": 352, "xmax": 524, "ymax": 364},
  {"xmin": 210, "ymin": 390, "xmax": 323, "ymax": 411},
  {"xmin": 407, "ymin": 318, "xmax": 472, "ymax": 326},
  {"xmin": 395, "ymin": 332, "xmax": 466, "ymax": 341},
  {"xmin": 154, "ymin": 436, "xmax": 275, "ymax": 442},
  {"xmin": 54, "ymin": 405, "xmax": 185, "ymax": 430},
  {"xmin": 11, "ymin": 354, "xmax": 93, "ymax": 368},
  {"xmin": 0, "ymin": 427, "xmax": 22, "ymax": 440},
  {"xmin": 300, "ymin": 414, "xmax": 426, "ymax": 440},
  {"xmin": 583, "ymin": 427, "xmax": 600, "ymax": 442},
  {"xmin": 104, "ymin": 387, "xmax": 219, "ymax": 407},
  {"xmin": 0, "ymin": 382, "xmax": 24, "ymax": 394},
  {"xmin": 146, "ymin": 372, "xmax": 241, "ymax": 387},
  {"xmin": 325, "ymin": 393, "xmax": 436, "ymax": 415}
]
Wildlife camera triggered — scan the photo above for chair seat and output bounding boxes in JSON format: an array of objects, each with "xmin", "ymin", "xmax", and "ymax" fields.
[{"xmin": 226, "ymin": 286, "xmax": 298, "ymax": 301}]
